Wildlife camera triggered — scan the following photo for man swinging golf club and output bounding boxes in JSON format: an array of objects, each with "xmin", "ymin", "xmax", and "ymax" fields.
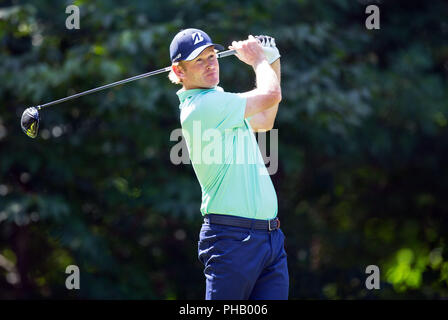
[
  {"xmin": 19, "ymin": 27, "xmax": 288, "ymax": 300},
  {"xmin": 169, "ymin": 28, "xmax": 288, "ymax": 300}
]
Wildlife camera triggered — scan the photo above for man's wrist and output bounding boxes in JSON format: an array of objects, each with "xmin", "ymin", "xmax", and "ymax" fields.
[
  {"xmin": 252, "ymin": 57, "xmax": 269, "ymax": 69},
  {"xmin": 270, "ymin": 57, "xmax": 280, "ymax": 65}
]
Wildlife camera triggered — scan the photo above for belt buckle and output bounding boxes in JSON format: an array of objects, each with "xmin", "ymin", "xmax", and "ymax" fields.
[{"xmin": 268, "ymin": 218, "xmax": 279, "ymax": 231}]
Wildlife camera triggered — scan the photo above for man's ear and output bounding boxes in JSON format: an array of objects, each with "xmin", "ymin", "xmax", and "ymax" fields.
[{"xmin": 172, "ymin": 63, "xmax": 186, "ymax": 81}]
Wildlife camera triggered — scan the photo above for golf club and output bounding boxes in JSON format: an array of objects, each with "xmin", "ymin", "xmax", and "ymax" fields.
[{"xmin": 20, "ymin": 49, "xmax": 237, "ymax": 138}]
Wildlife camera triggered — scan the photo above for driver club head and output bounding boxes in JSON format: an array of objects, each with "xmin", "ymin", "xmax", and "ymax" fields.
[{"xmin": 21, "ymin": 107, "xmax": 40, "ymax": 138}]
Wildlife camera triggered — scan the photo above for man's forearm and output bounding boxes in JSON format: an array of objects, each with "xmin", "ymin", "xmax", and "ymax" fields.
[
  {"xmin": 253, "ymin": 58, "xmax": 281, "ymax": 97},
  {"xmin": 259, "ymin": 59, "xmax": 281, "ymax": 127}
]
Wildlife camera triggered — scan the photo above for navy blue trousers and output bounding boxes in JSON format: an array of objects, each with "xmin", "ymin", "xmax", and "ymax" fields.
[{"xmin": 198, "ymin": 220, "xmax": 289, "ymax": 300}]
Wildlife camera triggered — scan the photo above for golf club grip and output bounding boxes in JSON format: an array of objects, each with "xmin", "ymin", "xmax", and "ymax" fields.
[
  {"xmin": 217, "ymin": 49, "xmax": 236, "ymax": 58},
  {"xmin": 37, "ymin": 49, "xmax": 236, "ymax": 110}
]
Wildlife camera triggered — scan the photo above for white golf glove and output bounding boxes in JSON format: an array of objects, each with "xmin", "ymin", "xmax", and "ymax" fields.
[{"xmin": 256, "ymin": 35, "xmax": 281, "ymax": 64}]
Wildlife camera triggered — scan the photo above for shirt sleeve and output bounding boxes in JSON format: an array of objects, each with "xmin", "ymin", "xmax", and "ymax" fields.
[{"xmin": 194, "ymin": 90, "xmax": 247, "ymax": 132}]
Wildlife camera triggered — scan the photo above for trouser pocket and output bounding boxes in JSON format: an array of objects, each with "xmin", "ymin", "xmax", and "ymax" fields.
[{"xmin": 197, "ymin": 223, "xmax": 250, "ymax": 266}]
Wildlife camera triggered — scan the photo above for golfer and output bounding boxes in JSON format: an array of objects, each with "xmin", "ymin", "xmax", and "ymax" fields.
[{"xmin": 169, "ymin": 28, "xmax": 288, "ymax": 300}]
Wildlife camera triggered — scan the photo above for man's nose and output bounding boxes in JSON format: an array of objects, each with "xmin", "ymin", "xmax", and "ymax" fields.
[{"xmin": 207, "ymin": 59, "xmax": 217, "ymax": 70}]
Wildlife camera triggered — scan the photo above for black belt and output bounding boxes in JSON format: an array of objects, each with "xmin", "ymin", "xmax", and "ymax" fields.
[{"xmin": 204, "ymin": 214, "xmax": 280, "ymax": 231}]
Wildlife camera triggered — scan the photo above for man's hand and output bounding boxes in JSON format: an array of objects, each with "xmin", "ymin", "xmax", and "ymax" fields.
[
  {"xmin": 228, "ymin": 35, "xmax": 267, "ymax": 67},
  {"xmin": 256, "ymin": 35, "xmax": 281, "ymax": 64}
]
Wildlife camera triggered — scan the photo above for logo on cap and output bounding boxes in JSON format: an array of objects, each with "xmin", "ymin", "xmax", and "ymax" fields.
[{"xmin": 192, "ymin": 32, "xmax": 204, "ymax": 45}]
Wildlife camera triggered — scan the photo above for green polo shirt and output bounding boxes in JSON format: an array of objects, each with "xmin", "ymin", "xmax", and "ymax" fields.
[{"xmin": 177, "ymin": 86, "xmax": 277, "ymax": 220}]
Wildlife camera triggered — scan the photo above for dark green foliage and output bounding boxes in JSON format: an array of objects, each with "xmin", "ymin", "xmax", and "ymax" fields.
[{"xmin": 0, "ymin": 0, "xmax": 447, "ymax": 299}]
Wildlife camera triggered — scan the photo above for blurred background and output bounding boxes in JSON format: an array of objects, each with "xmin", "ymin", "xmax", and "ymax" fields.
[{"xmin": 1, "ymin": 0, "xmax": 448, "ymax": 299}]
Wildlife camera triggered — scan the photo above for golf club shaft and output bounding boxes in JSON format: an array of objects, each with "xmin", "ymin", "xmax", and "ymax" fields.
[{"xmin": 36, "ymin": 49, "xmax": 236, "ymax": 111}]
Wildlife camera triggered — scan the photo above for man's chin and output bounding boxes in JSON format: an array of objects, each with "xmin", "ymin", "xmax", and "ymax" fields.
[{"xmin": 203, "ymin": 80, "xmax": 219, "ymax": 89}]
